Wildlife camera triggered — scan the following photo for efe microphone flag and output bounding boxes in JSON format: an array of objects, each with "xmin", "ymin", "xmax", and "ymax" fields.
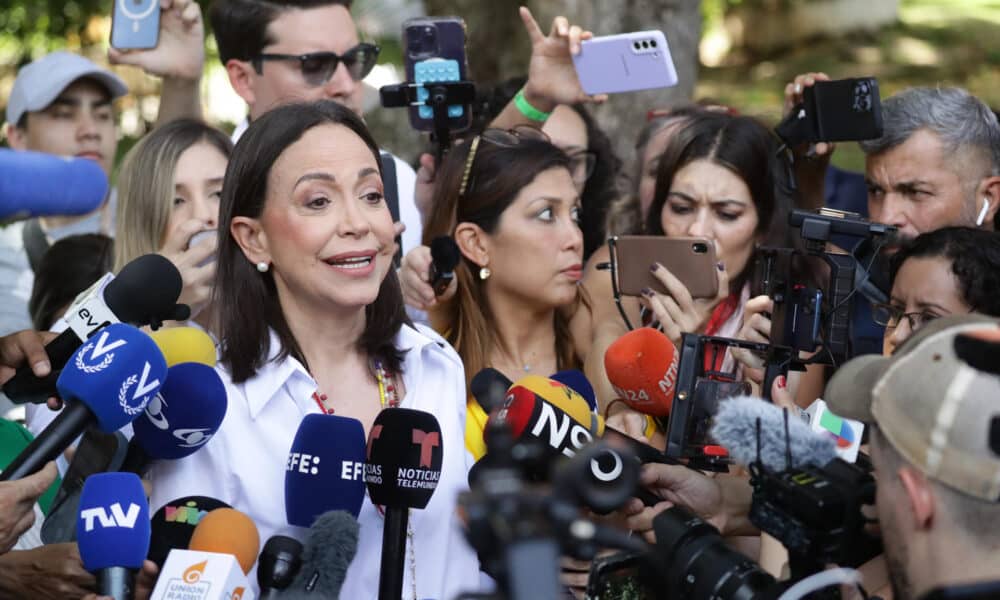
[{"xmin": 285, "ymin": 414, "xmax": 367, "ymax": 527}]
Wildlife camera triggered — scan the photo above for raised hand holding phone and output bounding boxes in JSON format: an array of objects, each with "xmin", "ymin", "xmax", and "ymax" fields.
[
  {"xmin": 109, "ymin": 0, "xmax": 206, "ymax": 89},
  {"xmin": 640, "ymin": 260, "xmax": 729, "ymax": 348}
]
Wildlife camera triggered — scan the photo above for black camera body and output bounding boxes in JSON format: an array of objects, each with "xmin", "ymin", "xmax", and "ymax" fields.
[
  {"xmin": 775, "ymin": 77, "xmax": 883, "ymax": 147},
  {"xmin": 749, "ymin": 458, "xmax": 882, "ymax": 575}
]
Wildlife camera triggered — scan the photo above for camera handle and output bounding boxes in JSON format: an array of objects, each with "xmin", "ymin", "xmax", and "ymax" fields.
[{"xmin": 379, "ymin": 81, "xmax": 477, "ymax": 162}]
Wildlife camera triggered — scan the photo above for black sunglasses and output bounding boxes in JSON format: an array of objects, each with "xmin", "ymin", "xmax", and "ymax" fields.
[{"xmin": 252, "ymin": 43, "xmax": 380, "ymax": 87}]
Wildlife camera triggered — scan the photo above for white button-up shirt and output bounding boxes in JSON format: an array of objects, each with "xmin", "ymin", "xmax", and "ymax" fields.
[{"xmin": 148, "ymin": 323, "xmax": 482, "ymax": 599}]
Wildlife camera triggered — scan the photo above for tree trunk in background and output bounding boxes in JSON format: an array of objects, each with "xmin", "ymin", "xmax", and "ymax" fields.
[{"xmin": 420, "ymin": 0, "xmax": 701, "ymax": 168}]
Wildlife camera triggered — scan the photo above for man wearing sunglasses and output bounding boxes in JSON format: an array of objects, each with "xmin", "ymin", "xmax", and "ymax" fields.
[{"xmin": 210, "ymin": 0, "xmax": 421, "ymax": 257}]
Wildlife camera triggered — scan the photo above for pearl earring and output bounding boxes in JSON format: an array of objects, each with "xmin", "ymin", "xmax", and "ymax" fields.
[
  {"xmin": 479, "ymin": 266, "xmax": 491, "ymax": 280},
  {"xmin": 257, "ymin": 261, "xmax": 269, "ymax": 273}
]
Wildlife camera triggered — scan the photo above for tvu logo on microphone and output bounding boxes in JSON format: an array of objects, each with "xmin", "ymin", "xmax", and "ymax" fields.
[{"xmin": 80, "ymin": 502, "xmax": 142, "ymax": 531}]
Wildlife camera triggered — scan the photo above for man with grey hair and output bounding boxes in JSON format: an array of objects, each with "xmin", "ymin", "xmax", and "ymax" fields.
[{"xmin": 860, "ymin": 87, "xmax": 1000, "ymax": 247}]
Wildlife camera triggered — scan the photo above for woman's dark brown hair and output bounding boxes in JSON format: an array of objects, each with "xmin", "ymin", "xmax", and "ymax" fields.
[
  {"xmin": 645, "ymin": 111, "xmax": 800, "ymax": 295},
  {"xmin": 422, "ymin": 135, "xmax": 582, "ymax": 387},
  {"xmin": 214, "ymin": 100, "xmax": 408, "ymax": 383}
]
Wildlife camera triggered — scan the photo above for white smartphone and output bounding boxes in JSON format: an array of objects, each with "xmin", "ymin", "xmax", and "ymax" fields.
[
  {"xmin": 572, "ymin": 31, "xmax": 678, "ymax": 95},
  {"xmin": 187, "ymin": 230, "xmax": 217, "ymax": 267}
]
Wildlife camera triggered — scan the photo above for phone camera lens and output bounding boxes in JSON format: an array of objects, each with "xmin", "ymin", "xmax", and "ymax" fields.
[
  {"xmin": 650, "ymin": 40, "xmax": 657, "ymax": 48},
  {"xmin": 641, "ymin": 40, "xmax": 649, "ymax": 49},
  {"xmin": 693, "ymin": 243, "xmax": 708, "ymax": 254},
  {"xmin": 633, "ymin": 41, "xmax": 641, "ymax": 50}
]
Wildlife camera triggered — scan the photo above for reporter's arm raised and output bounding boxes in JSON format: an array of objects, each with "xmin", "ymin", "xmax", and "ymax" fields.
[{"xmin": 488, "ymin": 7, "xmax": 607, "ymax": 132}]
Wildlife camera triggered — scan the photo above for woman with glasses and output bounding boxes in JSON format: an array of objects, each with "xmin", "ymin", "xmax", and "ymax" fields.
[
  {"xmin": 878, "ymin": 226, "xmax": 1000, "ymax": 355},
  {"xmin": 148, "ymin": 101, "xmax": 482, "ymax": 598}
]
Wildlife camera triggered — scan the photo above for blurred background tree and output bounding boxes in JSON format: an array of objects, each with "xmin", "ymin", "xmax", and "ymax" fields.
[{"xmin": 2, "ymin": 0, "xmax": 999, "ymax": 175}]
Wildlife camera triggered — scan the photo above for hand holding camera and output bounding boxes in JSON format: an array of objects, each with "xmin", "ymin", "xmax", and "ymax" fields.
[{"xmin": 109, "ymin": 0, "xmax": 205, "ymax": 83}]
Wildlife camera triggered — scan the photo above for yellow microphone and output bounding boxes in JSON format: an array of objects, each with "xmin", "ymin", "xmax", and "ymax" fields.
[{"xmin": 149, "ymin": 326, "xmax": 216, "ymax": 367}]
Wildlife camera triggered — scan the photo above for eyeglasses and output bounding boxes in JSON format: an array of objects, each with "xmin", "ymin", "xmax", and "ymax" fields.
[
  {"xmin": 566, "ymin": 150, "xmax": 597, "ymax": 185},
  {"xmin": 872, "ymin": 303, "xmax": 942, "ymax": 331},
  {"xmin": 252, "ymin": 43, "xmax": 380, "ymax": 87},
  {"xmin": 458, "ymin": 126, "xmax": 551, "ymax": 199}
]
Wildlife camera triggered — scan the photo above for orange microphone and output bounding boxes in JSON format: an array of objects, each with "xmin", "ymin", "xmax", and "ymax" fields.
[
  {"xmin": 604, "ymin": 327, "xmax": 679, "ymax": 418},
  {"xmin": 188, "ymin": 508, "xmax": 261, "ymax": 575}
]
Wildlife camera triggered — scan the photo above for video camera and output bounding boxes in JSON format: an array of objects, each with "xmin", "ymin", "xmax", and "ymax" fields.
[
  {"xmin": 457, "ymin": 421, "xmax": 649, "ymax": 600},
  {"xmin": 752, "ymin": 208, "xmax": 896, "ymax": 393},
  {"xmin": 589, "ymin": 419, "xmax": 882, "ymax": 600}
]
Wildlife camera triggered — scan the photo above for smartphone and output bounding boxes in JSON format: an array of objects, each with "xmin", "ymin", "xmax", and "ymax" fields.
[
  {"xmin": 611, "ymin": 236, "xmax": 719, "ymax": 299},
  {"xmin": 187, "ymin": 229, "xmax": 217, "ymax": 268},
  {"xmin": 806, "ymin": 77, "xmax": 883, "ymax": 142},
  {"xmin": 111, "ymin": 0, "xmax": 160, "ymax": 50},
  {"xmin": 402, "ymin": 17, "xmax": 471, "ymax": 132},
  {"xmin": 573, "ymin": 31, "xmax": 677, "ymax": 95},
  {"xmin": 379, "ymin": 152, "xmax": 402, "ymax": 268}
]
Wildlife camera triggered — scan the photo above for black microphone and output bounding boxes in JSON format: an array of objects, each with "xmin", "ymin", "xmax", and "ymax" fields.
[
  {"xmin": 469, "ymin": 367, "xmax": 512, "ymax": 414},
  {"xmin": 3, "ymin": 253, "xmax": 187, "ymax": 404},
  {"xmin": 428, "ymin": 236, "xmax": 460, "ymax": 296},
  {"xmin": 365, "ymin": 408, "xmax": 444, "ymax": 600},
  {"xmin": 279, "ymin": 511, "xmax": 359, "ymax": 599},
  {"xmin": 1, "ymin": 324, "xmax": 167, "ymax": 481},
  {"xmin": 258, "ymin": 535, "xmax": 303, "ymax": 599}
]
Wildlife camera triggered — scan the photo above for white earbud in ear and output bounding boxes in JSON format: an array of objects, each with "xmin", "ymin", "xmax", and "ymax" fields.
[{"xmin": 977, "ymin": 197, "xmax": 990, "ymax": 227}]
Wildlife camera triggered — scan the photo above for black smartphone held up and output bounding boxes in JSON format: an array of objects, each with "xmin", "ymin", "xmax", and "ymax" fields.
[
  {"xmin": 776, "ymin": 77, "xmax": 882, "ymax": 146},
  {"xmin": 402, "ymin": 17, "xmax": 471, "ymax": 133},
  {"xmin": 379, "ymin": 152, "xmax": 402, "ymax": 268}
]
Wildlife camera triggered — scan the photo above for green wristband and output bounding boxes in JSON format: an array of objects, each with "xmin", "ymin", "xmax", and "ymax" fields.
[{"xmin": 515, "ymin": 89, "xmax": 552, "ymax": 122}]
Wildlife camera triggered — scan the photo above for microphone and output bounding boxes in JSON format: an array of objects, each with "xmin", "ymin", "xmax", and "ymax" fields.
[
  {"xmin": 280, "ymin": 510, "xmax": 359, "ymax": 599},
  {"xmin": 0, "ymin": 149, "xmax": 108, "ymax": 223},
  {"xmin": 148, "ymin": 496, "xmax": 232, "ymax": 569},
  {"xmin": 428, "ymin": 236, "xmax": 460, "ymax": 296},
  {"xmin": 365, "ymin": 408, "xmax": 443, "ymax": 600},
  {"xmin": 123, "ymin": 362, "xmax": 228, "ymax": 474},
  {"xmin": 551, "ymin": 369, "xmax": 597, "ymax": 411},
  {"xmin": 257, "ymin": 535, "xmax": 303, "ymax": 599},
  {"xmin": 469, "ymin": 367, "xmax": 512, "ymax": 414},
  {"xmin": 189, "ymin": 508, "xmax": 261, "ymax": 575},
  {"xmin": 709, "ymin": 395, "xmax": 837, "ymax": 471},
  {"xmin": 285, "ymin": 414, "xmax": 367, "ymax": 527},
  {"xmin": 1, "ymin": 323, "xmax": 167, "ymax": 481},
  {"xmin": 151, "ymin": 507, "xmax": 258, "ymax": 600},
  {"xmin": 76, "ymin": 472, "xmax": 151, "ymax": 600},
  {"xmin": 149, "ymin": 326, "xmax": 217, "ymax": 367},
  {"xmin": 3, "ymin": 253, "xmax": 187, "ymax": 404},
  {"xmin": 604, "ymin": 327, "xmax": 678, "ymax": 418}
]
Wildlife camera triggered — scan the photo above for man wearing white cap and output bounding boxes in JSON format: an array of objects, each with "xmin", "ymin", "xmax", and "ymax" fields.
[{"xmin": 0, "ymin": 0, "xmax": 205, "ymax": 339}]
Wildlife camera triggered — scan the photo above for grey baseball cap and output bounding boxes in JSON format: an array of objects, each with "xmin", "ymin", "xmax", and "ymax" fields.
[{"xmin": 6, "ymin": 51, "xmax": 128, "ymax": 125}]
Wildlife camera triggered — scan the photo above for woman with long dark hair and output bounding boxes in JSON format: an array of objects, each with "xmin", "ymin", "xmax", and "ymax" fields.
[{"xmin": 149, "ymin": 101, "xmax": 481, "ymax": 599}]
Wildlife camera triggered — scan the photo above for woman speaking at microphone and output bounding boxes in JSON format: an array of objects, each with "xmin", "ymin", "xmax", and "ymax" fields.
[{"xmin": 148, "ymin": 101, "xmax": 481, "ymax": 599}]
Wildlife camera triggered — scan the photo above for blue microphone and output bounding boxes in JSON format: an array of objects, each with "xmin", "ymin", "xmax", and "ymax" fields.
[
  {"xmin": 124, "ymin": 362, "xmax": 228, "ymax": 473},
  {"xmin": 551, "ymin": 369, "xmax": 598, "ymax": 411},
  {"xmin": 285, "ymin": 414, "xmax": 367, "ymax": 527},
  {"xmin": 0, "ymin": 148, "xmax": 108, "ymax": 223},
  {"xmin": 77, "ymin": 472, "xmax": 151, "ymax": 600},
  {"xmin": 1, "ymin": 323, "xmax": 167, "ymax": 481}
]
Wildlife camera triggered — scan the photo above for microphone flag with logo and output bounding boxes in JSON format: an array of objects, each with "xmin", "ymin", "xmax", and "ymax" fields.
[
  {"xmin": 1, "ymin": 323, "xmax": 167, "ymax": 481},
  {"xmin": 3, "ymin": 253, "xmax": 186, "ymax": 404},
  {"xmin": 604, "ymin": 327, "xmax": 679, "ymax": 417},
  {"xmin": 148, "ymin": 496, "xmax": 232, "ymax": 569},
  {"xmin": 365, "ymin": 408, "xmax": 443, "ymax": 509},
  {"xmin": 285, "ymin": 414, "xmax": 367, "ymax": 527},
  {"xmin": 131, "ymin": 362, "xmax": 228, "ymax": 461},
  {"xmin": 77, "ymin": 471, "xmax": 151, "ymax": 599}
]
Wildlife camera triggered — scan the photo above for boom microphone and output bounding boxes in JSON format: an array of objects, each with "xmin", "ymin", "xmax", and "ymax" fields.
[
  {"xmin": 3, "ymin": 253, "xmax": 187, "ymax": 404},
  {"xmin": 280, "ymin": 510, "xmax": 359, "ymax": 599},
  {"xmin": 123, "ymin": 362, "xmax": 228, "ymax": 474},
  {"xmin": 285, "ymin": 414, "xmax": 367, "ymax": 527},
  {"xmin": 710, "ymin": 395, "xmax": 837, "ymax": 471},
  {"xmin": 604, "ymin": 327, "xmax": 678, "ymax": 417},
  {"xmin": 77, "ymin": 472, "xmax": 151, "ymax": 600},
  {"xmin": 366, "ymin": 408, "xmax": 443, "ymax": 600},
  {"xmin": 1, "ymin": 323, "xmax": 167, "ymax": 481},
  {"xmin": 0, "ymin": 149, "xmax": 108, "ymax": 223},
  {"xmin": 428, "ymin": 236, "xmax": 460, "ymax": 296}
]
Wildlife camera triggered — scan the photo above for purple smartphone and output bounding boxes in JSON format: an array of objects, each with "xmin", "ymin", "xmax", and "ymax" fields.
[{"xmin": 572, "ymin": 31, "xmax": 678, "ymax": 95}]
